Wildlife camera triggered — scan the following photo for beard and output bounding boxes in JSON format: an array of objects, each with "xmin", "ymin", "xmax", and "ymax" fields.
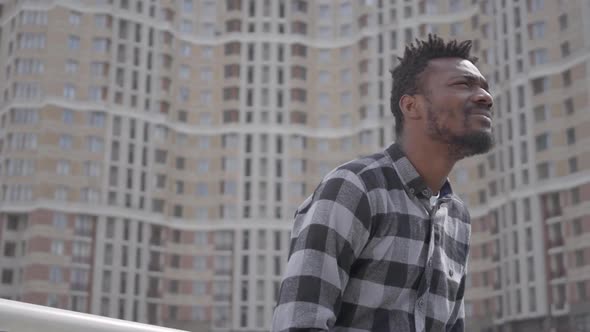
[{"xmin": 426, "ymin": 106, "xmax": 495, "ymax": 160}]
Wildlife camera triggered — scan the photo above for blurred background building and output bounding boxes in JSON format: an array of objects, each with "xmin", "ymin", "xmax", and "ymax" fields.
[{"xmin": 0, "ymin": 0, "xmax": 588, "ymax": 331}]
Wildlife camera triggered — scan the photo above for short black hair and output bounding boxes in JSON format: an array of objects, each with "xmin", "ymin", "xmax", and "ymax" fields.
[{"xmin": 390, "ymin": 34, "xmax": 478, "ymax": 138}]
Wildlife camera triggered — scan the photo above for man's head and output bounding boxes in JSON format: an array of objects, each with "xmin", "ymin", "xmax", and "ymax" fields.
[{"xmin": 391, "ymin": 34, "xmax": 494, "ymax": 159}]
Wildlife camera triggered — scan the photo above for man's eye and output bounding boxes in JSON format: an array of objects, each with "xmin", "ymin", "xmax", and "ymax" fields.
[{"xmin": 456, "ymin": 82, "xmax": 470, "ymax": 87}]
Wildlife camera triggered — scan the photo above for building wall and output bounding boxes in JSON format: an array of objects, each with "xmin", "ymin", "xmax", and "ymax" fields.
[{"xmin": 0, "ymin": 0, "xmax": 589, "ymax": 331}]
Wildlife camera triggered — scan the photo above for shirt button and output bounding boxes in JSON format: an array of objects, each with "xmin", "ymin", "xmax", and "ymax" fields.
[
  {"xmin": 409, "ymin": 188, "xmax": 415, "ymax": 194},
  {"xmin": 449, "ymin": 269, "xmax": 454, "ymax": 277},
  {"xmin": 417, "ymin": 299, "xmax": 423, "ymax": 307},
  {"xmin": 422, "ymin": 190, "xmax": 430, "ymax": 196}
]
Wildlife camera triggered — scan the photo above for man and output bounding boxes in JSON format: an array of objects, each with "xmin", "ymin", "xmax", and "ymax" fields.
[{"xmin": 272, "ymin": 35, "xmax": 493, "ymax": 331}]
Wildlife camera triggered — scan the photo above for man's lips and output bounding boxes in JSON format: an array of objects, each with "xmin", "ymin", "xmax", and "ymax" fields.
[
  {"xmin": 468, "ymin": 110, "xmax": 493, "ymax": 119},
  {"xmin": 471, "ymin": 113, "xmax": 492, "ymax": 119}
]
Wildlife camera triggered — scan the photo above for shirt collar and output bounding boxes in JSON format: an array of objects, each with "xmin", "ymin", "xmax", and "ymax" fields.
[{"xmin": 385, "ymin": 143, "xmax": 454, "ymax": 199}]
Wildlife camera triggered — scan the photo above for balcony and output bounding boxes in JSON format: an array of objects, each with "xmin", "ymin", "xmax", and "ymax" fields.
[
  {"xmin": 70, "ymin": 283, "xmax": 88, "ymax": 292},
  {"xmin": 147, "ymin": 288, "xmax": 161, "ymax": 298},
  {"xmin": 213, "ymin": 294, "xmax": 231, "ymax": 302},
  {"xmin": 0, "ymin": 299, "xmax": 187, "ymax": 332},
  {"xmin": 149, "ymin": 237, "xmax": 163, "ymax": 246},
  {"xmin": 490, "ymin": 223, "xmax": 499, "ymax": 235},
  {"xmin": 548, "ymin": 238, "xmax": 564, "ymax": 249},
  {"xmin": 550, "ymin": 268, "xmax": 566, "ymax": 279},
  {"xmin": 72, "ymin": 256, "xmax": 91, "ymax": 265},
  {"xmin": 148, "ymin": 262, "xmax": 162, "ymax": 272},
  {"xmin": 214, "ymin": 243, "xmax": 233, "ymax": 251},
  {"xmin": 492, "ymin": 252, "xmax": 500, "ymax": 262},
  {"xmin": 214, "ymin": 269, "xmax": 231, "ymax": 276},
  {"xmin": 493, "ymin": 281, "xmax": 502, "ymax": 290}
]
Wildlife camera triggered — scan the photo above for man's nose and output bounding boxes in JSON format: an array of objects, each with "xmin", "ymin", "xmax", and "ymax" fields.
[{"xmin": 473, "ymin": 88, "xmax": 493, "ymax": 109}]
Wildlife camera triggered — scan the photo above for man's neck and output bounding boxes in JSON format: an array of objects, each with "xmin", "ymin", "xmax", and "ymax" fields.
[{"xmin": 399, "ymin": 136, "xmax": 457, "ymax": 194}]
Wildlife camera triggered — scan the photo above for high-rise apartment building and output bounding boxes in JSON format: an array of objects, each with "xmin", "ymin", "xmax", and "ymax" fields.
[{"xmin": 0, "ymin": 0, "xmax": 588, "ymax": 331}]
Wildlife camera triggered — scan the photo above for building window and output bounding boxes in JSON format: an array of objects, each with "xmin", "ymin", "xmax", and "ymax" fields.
[
  {"xmin": 62, "ymin": 109, "xmax": 74, "ymax": 124},
  {"xmin": 16, "ymin": 58, "xmax": 44, "ymax": 74},
  {"xmin": 20, "ymin": 10, "xmax": 48, "ymax": 25},
  {"xmin": 1, "ymin": 269, "xmax": 14, "ymax": 284},
  {"xmin": 561, "ymin": 42, "xmax": 570, "ymax": 57},
  {"xmin": 50, "ymin": 267, "xmax": 63, "ymax": 283},
  {"xmin": 533, "ymin": 105, "xmax": 547, "ymax": 122},
  {"xmin": 536, "ymin": 162, "xmax": 551, "ymax": 180},
  {"xmin": 193, "ymin": 281, "xmax": 206, "ymax": 296},
  {"xmin": 572, "ymin": 218, "xmax": 583, "ymax": 235},
  {"xmin": 86, "ymin": 136, "xmax": 104, "ymax": 152},
  {"xmin": 562, "ymin": 70, "xmax": 572, "ymax": 87},
  {"xmin": 180, "ymin": 19, "xmax": 193, "ymax": 33},
  {"xmin": 63, "ymin": 84, "xmax": 76, "ymax": 100},
  {"xmin": 528, "ymin": 21, "xmax": 545, "ymax": 39},
  {"xmin": 92, "ymin": 38, "xmax": 110, "ymax": 53},
  {"xmin": 68, "ymin": 35, "xmax": 80, "ymax": 50},
  {"xmin": 196, "ymin": 183, "xmax": 208, "ymax": 197},
  {"xmin": 178, "ymin": 87, "xmax": 190, "ymax": 102},
  {"xmin": 569, "ymin": 157, "xmax": 578, "ymax": 173},
  {"xmin": 80, "ymin": 188, "xmax": 100, "ymax": 203},
  {"xmin": 152, "ymin": 199, "xmax": 164, "ymax": 213},
  {"xmin": 450, "ymin": 22, "xmax": 463, "ymax": 36},
  {"xmin": 559, "ymin": 14, "xmax": 568, "ymax": 31},
  {"xmin": 3, "ymin": 241, "xmax": 16, "ymax": 257},
  {"xmin": 18, "ymin": 33, "xmax": 46, "ymax": 49},
  {"xmin": 528, "ymin": 0, "xmax": 544, "ymax": 12},
  {"xmin": 59, "ymin": 134, "xmax": 73, "ymax": 150},
  {"xmin": 179, "ymin": 42, "xmax": 192, "ymax": 57},
  {"xmin": 94, "ymin": 14, "xmax": 109, "ymax": 28},
  {"xmin": 571, "ymin": 187, "xmax": 580, "ymax": 205},
  {"xmin": 53, "ymin": 213, "xmax": 67, "ymax": 228},
  {"xmin": 69, "ymin": 11, "xmax": 81, "ymax": 25},
  {"xmin": 564, "ymin": 98, "xmax": 575, "ymax": 115},
  {"xmin": 566, "ymin": 127, "xmax": 576, "ymax": 145},
  {"xmin": 575, "ymin": 249, "xmax": 585, "ymax": 267},
  {"xmin": 175, "ymin": 157, "xmax": 185, "ymax": 170},
  {"xmin": 531, "ymin": 77, "xmax": 548, "ymax": 95},
  {"xmin": 169, "ymin": 280, "xmax": 179, "ymax": 294},
  {"xmin": 535, "ymin": 133, "xmax": 550, "ymax": 151},
  {"xmin": 65, "ymin": 59, "xmax": 79, "ymax": 74},
  {"xmin": 529, "ymin": 48, "xmax": 548, "ymax": 65},
  {"xmin": 56, "ymin": 160, "xmax": 70, "ymax": 175}
]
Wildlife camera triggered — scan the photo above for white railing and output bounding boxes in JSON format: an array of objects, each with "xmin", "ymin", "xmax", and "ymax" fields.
[{"xmin": 0, "ymin": 299, "xmax": 189, "ymax": 332}]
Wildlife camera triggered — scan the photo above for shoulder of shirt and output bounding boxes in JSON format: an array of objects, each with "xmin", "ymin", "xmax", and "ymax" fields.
[
  {"xmin": 320, "ymin": 151, "xmax": 393, "ymax": 189},
  {"xmin": 448, "ymin": 191, "xmax": 472, "ymax": 223}
]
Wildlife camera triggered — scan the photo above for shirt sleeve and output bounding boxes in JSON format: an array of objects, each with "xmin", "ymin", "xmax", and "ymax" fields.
[
  {"xmin": 446, "ymin": 272, "xmax": 466, "ymax": 332},
  {"xmin": 446, "ymin": 231, "xmax": 470, "ymax": 332},
  {"xmin": 271, "ymin": 170, "xmax": 373, "ymax": 332}
]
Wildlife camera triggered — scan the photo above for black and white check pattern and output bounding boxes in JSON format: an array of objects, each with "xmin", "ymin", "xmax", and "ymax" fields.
[{"xmin": 272, "ymin": 143, "xmax": 471, "ymax": 332}]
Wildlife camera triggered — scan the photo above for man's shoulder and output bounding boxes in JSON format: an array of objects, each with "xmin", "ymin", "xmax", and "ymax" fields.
[
  {"xmin": 447, "ymin": 193, "xmax": 472, "ymax": 225},
  {"xmin": 336, "ymin": 151, "xmax": 389, "ymax": 173},
  {"xmin": 321, "ymin": 150, "xmax": 399, "ymax": 191}
]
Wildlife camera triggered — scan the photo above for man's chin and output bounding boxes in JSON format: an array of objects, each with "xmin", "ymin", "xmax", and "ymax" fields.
[{"xmin": 451, "ymin": 131, "xmax": 495, "ymax": 159}]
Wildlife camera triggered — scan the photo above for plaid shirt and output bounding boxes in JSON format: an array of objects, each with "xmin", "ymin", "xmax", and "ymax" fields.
[{"xmin": 272, "ymin": 143, "xmax": 471, "ymax": 332}]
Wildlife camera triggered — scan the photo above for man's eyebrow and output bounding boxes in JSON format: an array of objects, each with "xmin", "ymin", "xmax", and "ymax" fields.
[{"xmin": 452, "ymin": 74, "xmax": 490, "ymax": 91}]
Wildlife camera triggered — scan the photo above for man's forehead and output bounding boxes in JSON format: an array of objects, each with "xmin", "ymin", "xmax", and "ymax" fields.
[{"xmin": 426, "ymin": 57, "xmax": 485, "ymax": 79}]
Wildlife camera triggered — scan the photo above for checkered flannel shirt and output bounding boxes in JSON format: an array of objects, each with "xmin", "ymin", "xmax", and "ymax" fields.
[{"xmin": 272, "ymin": 143, "xmax": 471, "ymax": 332}]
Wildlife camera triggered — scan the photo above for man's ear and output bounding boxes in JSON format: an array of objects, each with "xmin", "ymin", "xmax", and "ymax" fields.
[{"xmin": 399, "ymin": 94, "xmax": 422, "ymax": 120}]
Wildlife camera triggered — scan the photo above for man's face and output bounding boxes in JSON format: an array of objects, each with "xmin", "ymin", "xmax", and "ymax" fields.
[{"xmin": 418, "ymin": 58, "xmax": 494, "ymax": 159}]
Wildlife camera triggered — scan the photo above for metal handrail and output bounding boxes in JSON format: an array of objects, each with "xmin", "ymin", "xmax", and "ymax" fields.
[{"xmin": 0, "ymin": 299, "xmax": 188, "ymax": 332}]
